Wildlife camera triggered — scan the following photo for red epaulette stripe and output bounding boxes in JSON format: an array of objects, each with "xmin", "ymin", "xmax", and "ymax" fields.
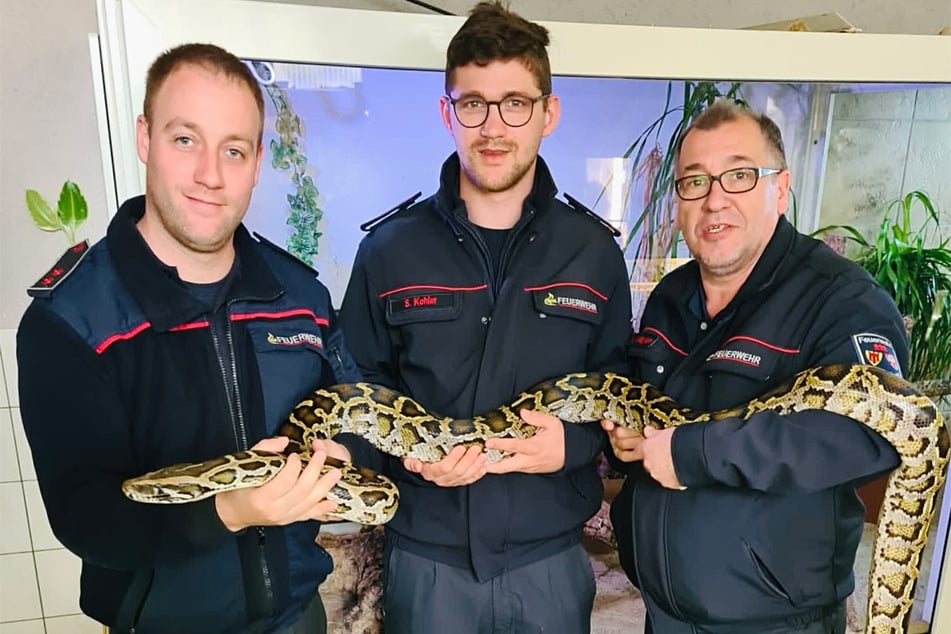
[
  {"xmin": 95, "ymin": 322, "xmax": 152, "ymax": 354},
  {"xmin": 170, "ymin": 321, "xmax": 210, "ymax": 332},
  {"xmin": 643, "ymin": 327, "xmax": 688, "ymax": 357},
  {"xmin": 95, "ymin": 309, "xmax": 330, "ymax": 354},
  {"xmin": 231, "ymin": 309, "xmax": 329, "ymax": 326},
  {"xmin": 378, "ymin": 284, "xmax": 488, "ymax": 298},
  {"xmin": 522, "ymin": 282, "xmax": 608, "ymax": 301},
  {"xmin": 721, "ymin": 336, "xmax": 800, "ymax": 354}
]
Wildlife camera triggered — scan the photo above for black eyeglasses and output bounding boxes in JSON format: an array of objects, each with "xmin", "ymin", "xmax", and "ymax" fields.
[
  {"xmin": 674, "ymin": 167, "xmax": 783, "ymax": 201},
  {"xmin": 446, "ymin": 93, "xmax": 550, "ymax": 128}
]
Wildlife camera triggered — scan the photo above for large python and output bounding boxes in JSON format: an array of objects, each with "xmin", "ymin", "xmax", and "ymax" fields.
[{"xmin": 123, "ymin": 363, "xmax": 948, "ymax": 634}]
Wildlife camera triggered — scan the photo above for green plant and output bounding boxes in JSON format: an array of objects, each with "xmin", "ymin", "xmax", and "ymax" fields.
[
  {"xmin": 25, "ymin": 180, "xmax": 88, "ymax": 245},
  {"xmin": 593, "ymin": 81, "xmax": 746, "ymax": 282},
  {"xmin": 814, "ymin": 190, "xmax": 951, "ymax": 382},
  {"xmin": 266, "ymin": 84, "xmax": 323, "ymax": 265}
]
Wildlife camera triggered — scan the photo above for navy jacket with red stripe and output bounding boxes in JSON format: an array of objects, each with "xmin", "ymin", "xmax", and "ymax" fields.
[
  {"xmin": 337, "ymin": 154, "xmax": 633, "ymax": 581},
  {"xmin": 612, "ymin": 216, "xmax": 905, "ymax": 632},
  {"xmin": 17, "ymin": 196, "xmax": 360, "ymax": 634}
]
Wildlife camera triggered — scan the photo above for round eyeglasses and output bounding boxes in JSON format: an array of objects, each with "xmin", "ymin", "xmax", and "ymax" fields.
[
  {"xmin": 447, "ymin": 94, "xmax": 550, "ymax": 128},
  {"xmin": 674, "ymin": 167, "xmax": 783, "ymax": 201}
]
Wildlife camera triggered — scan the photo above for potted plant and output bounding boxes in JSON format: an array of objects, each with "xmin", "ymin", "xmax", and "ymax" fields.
[
  {"xmin": 25, "ymin": 180, "xmax": 88, "ymax": 245},
  {"xmin": 815, "ymin": 190, "xmax": 951, "ymax": 390}
]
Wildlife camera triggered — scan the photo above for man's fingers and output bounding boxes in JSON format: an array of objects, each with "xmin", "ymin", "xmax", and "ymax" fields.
[
  {"xmin": 250, "ymin": 435, "xmax": 290, "ymax": 453},
  {"xmin": 403, "ymin": 457, "xmax": 424, "ymax": 473},
  {"xmin": 519, "ymin": 409, "xmax": 557, "ymax": 427},
  {"xmin": 484, "ymin": 436, "xmax": 520, "ymax": 453},
  {"xmin": 262, "ymin": 452, "xmax": 303, "ymax": 499},
  {"xmin": 312, "ymin": 438, "xmax": 351, "ymax": 462},
  {"xmin": 485, "ymin": 453, "xmax": 527, "ymax": 474},
  {"xmin": 454, "ymin": 446, "xmax": 487, "ymax": 478}
]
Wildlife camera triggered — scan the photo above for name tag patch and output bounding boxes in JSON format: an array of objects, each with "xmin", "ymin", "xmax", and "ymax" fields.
[
  {"xmin": 851, "ymin": 333, "xmax": 902, "ymax": 377},
  {"xmin": 388, "ymin": 291, "xmax": 455, "ymax": 315}
]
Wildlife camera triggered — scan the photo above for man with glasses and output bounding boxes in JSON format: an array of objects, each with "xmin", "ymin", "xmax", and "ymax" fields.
[
  {"xmin": 604, "ymin": 100, "xmax": 905, "ymax": 634},
  {"xmin": 319, "ymin": 2, "xmax": 631, "ymax": 633}
]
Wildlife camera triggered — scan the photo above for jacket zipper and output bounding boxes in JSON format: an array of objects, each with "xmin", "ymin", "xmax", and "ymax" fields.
[
  {"xmin": 223, "ymin": 312, "xmax": 249, "ymax": 451},
  {"xmin": 494, "ymin": 207, "xmax": 535, "ymax": 292},
  {"xmin": 218, "ymin": 301, "xmax": 274, "ymax": 613}
]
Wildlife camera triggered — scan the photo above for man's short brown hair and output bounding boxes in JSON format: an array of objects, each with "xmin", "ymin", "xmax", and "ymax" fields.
[
  {"xmin": 143, "ymin": 43, "xmax": 264, "ymax": 142},
  {"xmin": 675, "ymin": 99, "xmax": 788, "ymax": 170},
  {"xmin": 445, "ymin": 1, "xmax": 552, "ymax": 97}
]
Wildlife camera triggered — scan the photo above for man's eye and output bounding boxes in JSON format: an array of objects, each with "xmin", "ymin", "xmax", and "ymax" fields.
[
  {"xmin": 227, "ymin": 148, "xmax": 245, "ymax": 159},
  {"xmin": 729, "ymin": 169, "xmax": 753, "ymax": 181},
  {"xmin": 687, "ymin": 176, "xmax": 708, "ymax": 187},
  {"xmin": 505, "ymin": 97, "xmax": 527, "ymax": 108},
  {"xmin": 175, "ymin": 136, "xmax": 193, "ymax": 146},
  {"xmin": 461, "ymin": 99, "xmax": 486, "ymax": 110}
]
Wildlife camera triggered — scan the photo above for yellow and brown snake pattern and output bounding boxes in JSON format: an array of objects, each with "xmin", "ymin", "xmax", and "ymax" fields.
[{"xmin": 122, "ymin": 363, "xmax": 948, "ymax": 634}]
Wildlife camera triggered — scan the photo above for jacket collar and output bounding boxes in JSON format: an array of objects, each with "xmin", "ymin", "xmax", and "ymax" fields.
[
  {"xmin": 685, "ymin": 215, "xmax": 798, "ymax": 318},
  {"xmin": 435, "ymin": 152, "xmax": 559, "ymax": 223},
  {"xmin": 106, "ymin": 195, "xmax": 284, "ymax": 331}
]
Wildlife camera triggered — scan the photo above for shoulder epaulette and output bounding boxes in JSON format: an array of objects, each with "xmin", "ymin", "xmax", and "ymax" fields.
[
  {"xmin": 252, "ymin": 232, "xmax": 319, "ymax": 277},
  {"xmin": 27, "ymin": 240, "xmax": 90, "ymax": 299},
  {"xmin": 562, "ymin": 193, "xmax": 621, "ymax": 237},
  {"xmin": 360, "ymin": 192, "xmax": 422, "ymax": 232}
]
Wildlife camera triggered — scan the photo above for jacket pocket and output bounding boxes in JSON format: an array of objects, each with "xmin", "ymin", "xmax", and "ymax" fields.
[
  {"xmin": 526, "ymin": 283, "xmax": 604, "ymax": 326},
  {"xmin": 701, "ymin": 335, "xmax": 795, "ymax": 383},
  {"xmin": 742, "ymin": 539, "xmax": 796, "ymax": 605},
  {"xmin": 246, "ymin": 319, "xmax": 336, "ymax": 428},
  {"xmin": 627, "ymin": 327, "xmax": 685, "ymax": 382}
]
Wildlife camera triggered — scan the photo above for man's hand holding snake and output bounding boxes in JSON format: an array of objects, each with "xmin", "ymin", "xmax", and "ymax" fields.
[
  {"xmin": 484, "ymin": 409, "xmax": 566, "ymax": 474},
  {"xmin": 215, "ymin": 437, "xmax": 342, "ymax": 532},
  {"xmin": 404, "ymin": 445, "xmax": 488, "ymax": 486},
  {"xmin": 601, "ymin": 419, "xmax": 644, "ymax": 462}
]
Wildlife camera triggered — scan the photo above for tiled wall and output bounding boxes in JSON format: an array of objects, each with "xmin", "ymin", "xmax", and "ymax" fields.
[
  {"xmin": 0, "ymin": 329, "xmax": 101, "ymax": 634},
  {"xmin": 818, "ymin": 86, "xmax": 951, "ymax": 242}
]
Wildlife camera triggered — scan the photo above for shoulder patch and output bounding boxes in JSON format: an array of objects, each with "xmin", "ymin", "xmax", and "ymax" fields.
[
  {"xmin": 360, "ymin": 192, "xmax": 422, "ymax": 232},
  {"xmin": 562, "ymin": 193, "xmax": 621, "ymax": 237},
  {"xmin": 252, "ymin": 232, "xmax": 319, "ymax": 277},
  {"xmin": 851, "ymin": 333, "xmax": 902, "ymax": 378},
  {"xmin": 27, "ymin": 240, "xmax": 90, "ymax": 299}
]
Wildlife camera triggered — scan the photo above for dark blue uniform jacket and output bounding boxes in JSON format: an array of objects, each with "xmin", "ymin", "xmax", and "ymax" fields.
[
  {"xmin": 613, "ymin": 216, "xmax": 904, "ymax": 632},
  {"xmin": 338, "ymin": 154, "xmax": 632, "ymax": 581},
  {"xmin": 17, "ymin": 196, "xmax": 360, "ymax": 634}
]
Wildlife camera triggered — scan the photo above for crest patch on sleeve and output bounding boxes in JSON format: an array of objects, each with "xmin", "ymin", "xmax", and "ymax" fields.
[{"xmin": 851, "ymin": 333, "xmax": 902, "ymax": 377}]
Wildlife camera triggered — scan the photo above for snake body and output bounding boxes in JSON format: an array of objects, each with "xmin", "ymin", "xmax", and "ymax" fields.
[{"xmin": 122, "ymin": 363, "xmax": 948, "ymax": 634}]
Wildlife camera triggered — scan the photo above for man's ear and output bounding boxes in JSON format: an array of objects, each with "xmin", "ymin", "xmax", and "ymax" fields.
[
  {"xmin": 439, "ymin": 95, "xmax": 453, "ymax": 134},
  {"xmin": 135, "ymin": 115, "xmax": 150, "ymax": 164},
  {"xmin": 775, "ymin": 169, "xmax": 791, "ymax": 217},
  {"xmin": 541, "ymin": 94, "xmax": 561, "ymax": 138},
  {"xmin": 253, "ymin": 142, "xmax": 264, "ymax": 186}
]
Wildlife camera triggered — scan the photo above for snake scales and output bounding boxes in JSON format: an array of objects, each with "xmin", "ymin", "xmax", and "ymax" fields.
[{"xmin": 123, "ymin": 363, "xmax": 948, "ymax": 634}]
